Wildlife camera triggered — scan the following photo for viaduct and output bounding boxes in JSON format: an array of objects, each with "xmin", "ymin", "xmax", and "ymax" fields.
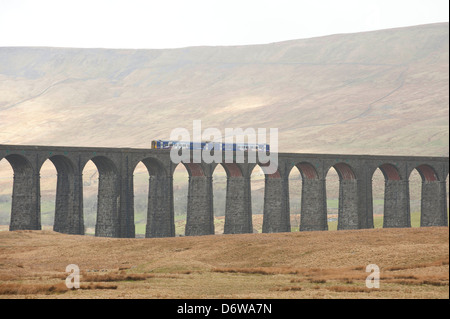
[{"xmin": 0, "ymin": 144, "xmax": 448, "ymax": 238}]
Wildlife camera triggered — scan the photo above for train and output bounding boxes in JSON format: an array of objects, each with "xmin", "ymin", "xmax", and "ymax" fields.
[{"xmin": 151, "ymin": 140, "xmax": 270, "ymax": 152}]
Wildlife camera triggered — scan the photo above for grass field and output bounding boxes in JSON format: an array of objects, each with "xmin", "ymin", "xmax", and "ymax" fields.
[{"xmin": 0, "ymin": 226, "xmax": 447, "ymax": 299}]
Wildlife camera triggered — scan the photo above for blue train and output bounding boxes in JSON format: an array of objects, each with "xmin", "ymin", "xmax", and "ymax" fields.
[{"xmin": 151, "ymin": 140, "xmax": 270, "ymax": 152}]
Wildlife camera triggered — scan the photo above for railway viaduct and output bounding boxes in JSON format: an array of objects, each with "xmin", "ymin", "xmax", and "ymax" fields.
[{"xmin": 0, "ymin": 144, "xmax": 448, "ymax": 238}]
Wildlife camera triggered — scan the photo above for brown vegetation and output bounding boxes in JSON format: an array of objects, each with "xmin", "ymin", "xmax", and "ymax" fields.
[{"xmin": 0, "ymin": 227, "xmax": 448, "ymax": 299}]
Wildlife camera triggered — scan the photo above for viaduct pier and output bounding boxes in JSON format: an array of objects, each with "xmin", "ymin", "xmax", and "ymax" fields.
[{"xmin": 0, "ymin": 144, "xmax": 448, "ymax": 238}]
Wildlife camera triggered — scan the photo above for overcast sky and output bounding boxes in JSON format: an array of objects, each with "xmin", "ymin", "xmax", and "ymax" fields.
[{"xmin": 0, "ymin": 0, "xmax": 448, "ymax": 49}]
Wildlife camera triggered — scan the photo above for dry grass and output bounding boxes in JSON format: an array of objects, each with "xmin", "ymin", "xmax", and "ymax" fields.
[
  {"xmin": 81, "ymin": 272, "xmax": 155, "ymax": 282},
  {"xmin": 0, "ymin": 227, "xmax": 448, "ymax": 299},
  {"xmin": 0, "ymin": 283, "xmax": 69, "ymax": 295}
]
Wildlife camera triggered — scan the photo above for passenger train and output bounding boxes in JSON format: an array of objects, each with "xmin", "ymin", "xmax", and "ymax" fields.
[{"xmin": 151, "ymin": 140, "xmax": 270, "ymax": 152}]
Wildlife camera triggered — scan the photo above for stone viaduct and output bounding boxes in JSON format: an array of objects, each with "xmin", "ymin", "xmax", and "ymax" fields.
[{"xmin": 0, "ymin": 144, "xmax": 448, "ymax": 238}]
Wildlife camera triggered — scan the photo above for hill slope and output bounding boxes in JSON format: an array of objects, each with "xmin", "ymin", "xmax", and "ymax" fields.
[{"xmin": 0, "ymin": 23, "xmax": 448, "ymax": 156}]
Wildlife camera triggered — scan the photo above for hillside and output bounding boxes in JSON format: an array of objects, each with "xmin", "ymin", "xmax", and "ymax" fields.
[
  {"xmin": 0, "ymin": 23, "xmax": 448, "ymax": 156},
  {"xmin": 0, "ymin": 227, "xmax": 448, "ymax": 299}
]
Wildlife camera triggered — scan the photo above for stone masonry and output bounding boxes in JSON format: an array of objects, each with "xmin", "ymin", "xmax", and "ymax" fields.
[{"xmin": 0, "ymin": 144, "xmax": 448, "ymax": 238}]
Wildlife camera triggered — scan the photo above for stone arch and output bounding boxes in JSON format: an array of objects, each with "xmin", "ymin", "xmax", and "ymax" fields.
[
  {"xmin": 290, "ymin": 162, "xmax": 327, "ymax": 231},
  {"xmin": 84, "ymin": 156, "xmax": 120, "ymax": 237},
  {"xmin": 39, "ymin": 155, "xmax": 80, "ymax": 234},
  {"xmin": 295, "ymin": 162, "xmax": 319, "ymax": 180},
  {"xmin": 182, "ymin": 162, "xmax": 205, "ymax": 177},
  {"xmin": 48, "ymin": 155, "xmax": 76, "ymax": 176},
  {"xmin": 410, "ymin": 164, "xmax": 446, "ymax": 227},
  {"xmin": 220, "ymin": 163, "xmax": 243, "ymax": 177},
  {"xmin": 249, "ymin": 164, "xmax": 266, "ymax": 232},
  {"xmin": 333, "ymin": 162, "xmax": 357, "ymax": 180},
  {"xmin": 372, "ymin": 163, "xmax": 409, "ymax": 228},
  {"xmin": 413, "ymin": 164, "xmax": 439, "ymax": 182},
  {"xmin": 0, "ymin": 158, "xmax": 13, "ymax": 227},
  {"xmin": 326, "ymin": 162, "xmax": 358, "ymax": 230},
  {"xmin": 88, "ymin": 156, "xmax": 119, "ymax": 176},
  {"xmin": 251, "ymin": 163, "xmax": 289, "ymax": 233},
  {"xmin": 134, "ymin": 157, "xmax": 172, "ymax": 238},
  {"xmin": 139, "ymin": 157, "xmax": 167, "ymax": 177},
  {"xmin": 378, "ymin": 163, "xmax": 401, "ymax": 181},
  {"xmin": 3, "ymin": 154, "xmax": 39, "ymax": 230},
  {"xmin": 4, "ymin": 154, "xmax": 34, "ymax": 175},
  {"xmin": 258, "ymin": 162, "xmax": 281, "ymax": 179}
]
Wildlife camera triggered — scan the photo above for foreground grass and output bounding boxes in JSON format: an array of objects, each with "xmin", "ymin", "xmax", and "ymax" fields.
[{"xmin": 0, "ymin": 227, "xmax": 448, "ymax": 299}]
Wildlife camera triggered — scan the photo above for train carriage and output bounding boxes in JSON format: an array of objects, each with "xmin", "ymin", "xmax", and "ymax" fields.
[{"xmin": 151, "ymin": 140, "xmax": 269, "ymax": 152}]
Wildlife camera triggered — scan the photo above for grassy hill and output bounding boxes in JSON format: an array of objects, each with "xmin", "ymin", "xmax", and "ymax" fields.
[{"xmin": 0, "ymin": 22, "xmax": 448, "ymax": 156}]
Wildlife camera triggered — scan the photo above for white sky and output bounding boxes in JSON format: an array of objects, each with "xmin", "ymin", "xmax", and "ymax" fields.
[{"xmin": 0, "ymin": 0, "xmax": 448, "ymax": 49}]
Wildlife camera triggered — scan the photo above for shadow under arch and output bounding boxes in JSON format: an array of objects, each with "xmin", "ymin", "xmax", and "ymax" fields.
[{"xmin": 3, "ymin": 154, "xmax": 39, "ymax": 230}]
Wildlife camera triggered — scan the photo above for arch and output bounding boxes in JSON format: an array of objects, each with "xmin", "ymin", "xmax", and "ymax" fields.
[
  {"xmin": 81, "ymin": 160, "xmax": 98, "ymax": 234},
  {"xmin": 254, "ymin": 162, "xmax": 281, "ymax": 179},
  {"xmin": 250, "ymin": 164, "xmax": 265, "ymax": 232},
  {"xmin": 325, "ymin": 167, "xmax": 340, "ymax": 230},
  {"xmin": 410, "ymin": 164, "xmax": 446, "ymax": 227},
  {"xmin": 132, "ymin": 161, "xmax": 149, "ymax": 237},
  {"xmin": 172, "ymin": 163, "xmax": 189, "ymax": 236},
  {"xmin": 137, "ymin": 157, "xmax": 173, "ymax": 238},
  {"xmin": 46, "ymin": 155, "xmax": 76, "ymax": 176},
  {"xmin": 220, "ymin": 163, "xmax": 243, "ymax": 177},
  {"xmin": 371, "ymin": 168, "xmax": 385, "ymax": 228},
  {"xmin": 378, "ymin": 163, "xmax": 401, "ymax": 181},
  {"xmin": 333, "ymin": 162, "xmax": 356, "ymax": 180},
  {"xmin": 409, "ymin": 169, "xmax": 422, "ymax": 227},
  {"xmin": 326, "ymin": 163, "xmax": 358, "ymax": 230},
  {"xmin": 139, "ymin": 157, "xmax": 167, "ymax": 177},
  {"xmin": 414, "ymin": 164, "xmax": 438, "ymax": 182},
  {"xmin": 4, "ymin": 154, "xmax": 33, "ymax": 176},
  {"xmin": 182, "ymin": 162, "xmax": 205, "ymax": 177},
  {"xmin": 38, "ymin": 159, "xmax": 57, "ymax": 230},
  {"xmin": 290, "ymin": 162, "xmax": 326, "ymax": 231},
  {"xmin": 3, "ymin": 154, "xmax": 39, "ymax": 230},
  {"xmin": 0, "ymin": 158, "xmax": 13, "ymax": 227},
  {"xmin": 89, "ymin": 156, "xmax": 119, "ymax": 175},
  {"xmin": 288, "ymin": 165, "xmax": 302, "ymax": 232},
  {"xmin": 371, "ymin": 163, "xmax": 405, "ymax": 228},
  {"xmin": 212, "ymin": 164, "xmax": 227, "ymax": 232},
  {"xmin": 295, "ymin": 162, "xmax": 319, "ymax": 180},
  {"xmin": 84, "ymin": 156, "xmax": 120, "ymax": 237},
  {"xmin": 262, "ymin": 167, "xmax": 281, "ymax": 179}
]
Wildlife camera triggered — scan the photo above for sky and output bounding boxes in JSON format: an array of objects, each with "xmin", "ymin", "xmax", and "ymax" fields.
[{"xmin": 0, "ymin": 0, "xmax": 448, "ymax": 49}]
